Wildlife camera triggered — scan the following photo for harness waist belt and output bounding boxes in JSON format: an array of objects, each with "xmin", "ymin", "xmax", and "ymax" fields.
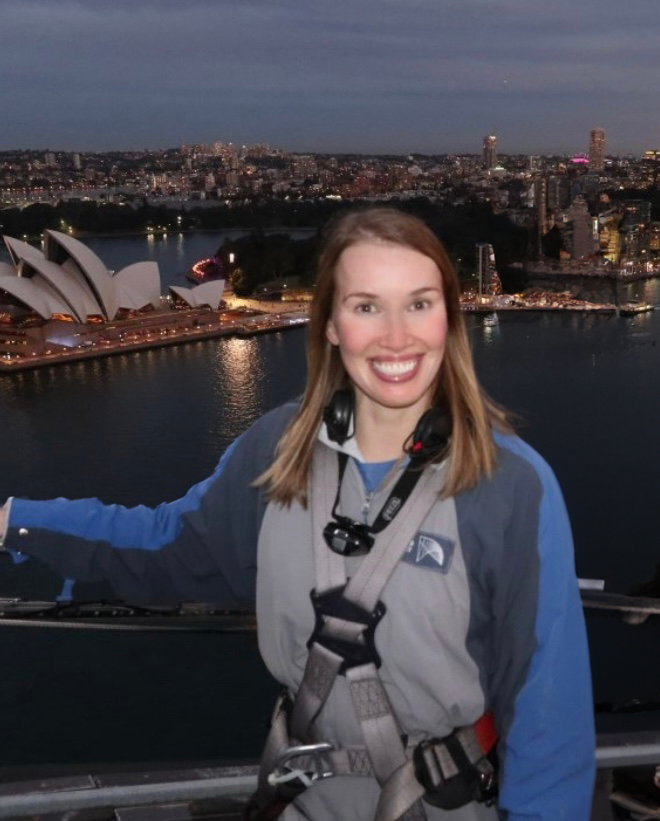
[{"xmin": 267, "ymin": 706, "xmax": 497, "ymax": 792}]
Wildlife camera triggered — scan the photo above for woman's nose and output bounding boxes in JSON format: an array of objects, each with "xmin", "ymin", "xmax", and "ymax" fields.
[{"xmin": 380, "ymin": 311, "xmax": 410, "ymax": 349}]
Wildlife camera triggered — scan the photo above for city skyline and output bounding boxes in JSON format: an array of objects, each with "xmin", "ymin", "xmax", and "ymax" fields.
[{"xmin": 2, "ymin": 0, "xmax": 660, "ymax": 155}]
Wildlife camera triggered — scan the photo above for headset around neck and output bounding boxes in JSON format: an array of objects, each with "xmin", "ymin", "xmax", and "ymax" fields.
[{"xmin": 321, "ymin": 389, "xmax": 452, "ymax": 556}]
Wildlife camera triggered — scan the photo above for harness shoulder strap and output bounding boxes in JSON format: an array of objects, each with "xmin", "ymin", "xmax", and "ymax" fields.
[{"xmin": 289, "ymin": 445, "xmax": 446, "ymax": 820}]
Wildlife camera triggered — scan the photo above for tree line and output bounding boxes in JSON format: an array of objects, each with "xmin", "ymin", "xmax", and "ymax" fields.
[{"xmin": 1, "ymin": 198, "xmax": 528, "ymax": 293}]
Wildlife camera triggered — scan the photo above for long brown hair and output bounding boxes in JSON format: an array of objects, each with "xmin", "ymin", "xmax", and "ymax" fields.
[{"xmin": 258, "ymin": 207, "xmax": 511, "ymax": 506}]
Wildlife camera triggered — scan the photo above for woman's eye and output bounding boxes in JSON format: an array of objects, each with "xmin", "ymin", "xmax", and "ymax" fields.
[
  {"xmin": 411, "ymin": 299, "xmax": 430, "ymax": 311},
  {"xmin": 355, "ymin": 303, "xmax": 376, "ymax": 314}
]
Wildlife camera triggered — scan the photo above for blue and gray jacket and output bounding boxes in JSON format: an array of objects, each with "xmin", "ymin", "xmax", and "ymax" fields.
[{"xmin": 3, "ymin": 403, "xmax": 595, "ymax": 820}]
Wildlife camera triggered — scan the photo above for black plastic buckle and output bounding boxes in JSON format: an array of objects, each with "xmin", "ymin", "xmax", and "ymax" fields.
[
  {"xmin": 308, "ymin": 586, "xmax": 386, "ymax": 674},
  {"xmin": 413, "ymin": 738, "xmax": 498, "ymax": 810}
]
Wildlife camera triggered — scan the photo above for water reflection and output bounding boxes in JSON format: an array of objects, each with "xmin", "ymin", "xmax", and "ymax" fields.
[{"xmin": 215, "ymin": 337, "xmax": 262, "ymax": 439}]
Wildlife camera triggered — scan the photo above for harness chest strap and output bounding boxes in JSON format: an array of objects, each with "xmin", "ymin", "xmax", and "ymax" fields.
[{"xmin": 291, "ymin": 447, "xmax": 449, "ymax": 821}]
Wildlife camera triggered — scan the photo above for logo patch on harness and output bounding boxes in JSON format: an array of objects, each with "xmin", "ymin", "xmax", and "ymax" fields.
[{"xmin": 403, "ymin": 532, "xmax": 455, "ymax": 574}]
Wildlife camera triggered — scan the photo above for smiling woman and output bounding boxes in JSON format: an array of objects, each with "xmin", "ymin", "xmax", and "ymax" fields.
[
  {"xmin": 0, "ymin": 209, "xmax": 595, "ymax": 821},
  {"xmin": 325, "ymin": 242, "xmax": 448, "ymax": 461}
]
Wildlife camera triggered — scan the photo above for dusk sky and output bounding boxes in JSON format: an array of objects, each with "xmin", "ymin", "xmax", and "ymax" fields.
[{"xmin": 2, "ymin": 0, "xmax": 660, "ymax": 156}]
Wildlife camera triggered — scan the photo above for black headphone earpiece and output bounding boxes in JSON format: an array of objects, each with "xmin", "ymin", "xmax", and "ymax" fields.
[
  {"xmin": 323, "ymin": 389, "xmax": 452, "ymax": 458},
  {"xmin": 408, "ymin": 404, "xmax": 452, "ymax": 462},
  {"xmin": 323, "ymin": 389, "xmax": 355, "ymax": 445}
]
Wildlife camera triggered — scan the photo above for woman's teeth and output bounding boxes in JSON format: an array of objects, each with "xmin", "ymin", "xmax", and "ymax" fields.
[{"xmin": 372, "ymin": 359, "xmax": 417, "ymax": 376}]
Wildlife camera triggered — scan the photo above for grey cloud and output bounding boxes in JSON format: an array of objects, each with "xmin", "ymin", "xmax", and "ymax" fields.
[{"xmin": 1, "ymin": 0, "xmax": 660, "ymax": 152}]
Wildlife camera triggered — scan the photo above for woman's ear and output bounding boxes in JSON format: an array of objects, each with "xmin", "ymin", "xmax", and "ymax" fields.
[{"xmin": 326, "ymin": 319, "xmax": 339, "ymax": 346}]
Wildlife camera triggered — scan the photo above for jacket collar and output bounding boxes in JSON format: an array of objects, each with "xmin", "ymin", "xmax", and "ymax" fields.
[{"xmin": 318, "ymin": 421, "xmax": 366, "ymax": 462}]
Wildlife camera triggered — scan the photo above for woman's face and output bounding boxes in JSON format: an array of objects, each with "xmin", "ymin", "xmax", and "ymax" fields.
[{"xmin": 326, "ymin": 241, "xmax": 448, "ymax": 423}]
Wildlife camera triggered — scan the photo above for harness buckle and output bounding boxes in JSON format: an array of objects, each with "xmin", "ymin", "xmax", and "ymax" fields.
[
  {"xmin": 308, "ymin": 585, "xmax": 386, "ymax": 674},
  {"xmin": 267, "ymin": 742, "xmax": 335, "ymax": 794},
  {"xmin": 413, "ymin": 717, "xmax": 499, "ymax": 810}
]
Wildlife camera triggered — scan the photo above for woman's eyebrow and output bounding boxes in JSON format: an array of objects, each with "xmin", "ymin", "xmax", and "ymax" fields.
[
  {"xmin": 343, "ymin": 291, "xmax": 378, "ymax": 301},
  {"xmin": 344, "ymin": 286, "xmax": 441, "ymax": 298},
  {"xmin": 342, "ymin": 286, "xmax": 442, "ymax": 303}
]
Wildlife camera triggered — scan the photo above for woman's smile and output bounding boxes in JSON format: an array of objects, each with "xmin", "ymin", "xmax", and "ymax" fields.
[{"xmin": 370, "ymin": 355, "xmax": 423, "ymax": 381}]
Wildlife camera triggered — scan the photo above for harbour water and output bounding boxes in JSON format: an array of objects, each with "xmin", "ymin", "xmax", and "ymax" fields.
[{"xmin": 1, "ymin": 233, "xmax": 660, "ymax": 771}]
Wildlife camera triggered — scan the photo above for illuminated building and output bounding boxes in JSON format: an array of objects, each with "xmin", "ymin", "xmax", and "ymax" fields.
[
  {"xmin": 547, "ymin": 176, "xmax": 570, "ymax": 211},
  {"xmin": 567, "ymin": 196, "xmax": 596, "ymax": 259},
  {"xmin": 476, "ymin": 243, "xmax": 496, "ymax": 294},
  {"xmin": 649, "ymin": 223, "xmax": 660, "ymax": 252},
  {"xmin": 482, "ymin": 135, "xmax": 497, "ymax": 170},
  {"xmin": 598, "ymin": 212, "xmax": 623, "ymax": 264},
  {"xmin": 622, "ymin": 200, "xmax": 652, "ymax": 228},
  {"xmin": 589, "ymin": 128, "xmax": 606, "ymax": 172},
  {"xmin": 0, "ymin": 231, "xmax": 225, "ymax": 364},
  {"xmin": 535, "ymin": 177, "xmax": 547, "ymax": 237}
]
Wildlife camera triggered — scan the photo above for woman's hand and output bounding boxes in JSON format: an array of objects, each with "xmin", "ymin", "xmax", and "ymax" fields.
[{"xmin": 0, "ymin": 504, "xmax": 6, "ymax": 547}]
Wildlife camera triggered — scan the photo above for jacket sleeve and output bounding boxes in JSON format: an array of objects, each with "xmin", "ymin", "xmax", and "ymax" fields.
[
  {"xmin": 492, "ymin": 436, "xmax": 595, "ymax": 821},
  {"xmin": 3, "ymin": 404, "xmax": 296, "ymax": 608}
]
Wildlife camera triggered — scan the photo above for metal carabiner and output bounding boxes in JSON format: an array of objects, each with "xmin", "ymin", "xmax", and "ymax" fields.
[{"xmin": 267, "ymin": 742, "xmax": 335, "ymax": 789}]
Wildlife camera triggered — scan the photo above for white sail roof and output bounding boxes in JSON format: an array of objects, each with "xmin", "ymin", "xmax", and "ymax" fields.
[
  {"xmin": 45, "ymin": 230, "xmax": 120, "ymax": 320},
  {"xmin": 114, "ymin": 262, "xmax": 161, "ymax": 309},
  {"xmin": 0, "ymin": 275, "xmax": 72, "ymax": 320},
  {"xmin": 115, "ymin": 282, "xmax": 155, "ymax": 311},
  {"xmin": 0, "ymin": 231, "xmax": 164, "ymax": 323},
  {"xmin": 3, "ymin": 236, "xmax": 45, "ymax": 268},
  {"xmin": 18, "ymin": 258, "xmax": 99, "ymax": 324},
  {"xmin": 169, "ymin": 280, "xmax": 225, "ymax": 310}
]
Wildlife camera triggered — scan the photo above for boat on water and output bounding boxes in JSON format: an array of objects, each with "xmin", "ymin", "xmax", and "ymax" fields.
[
  {"xmin": 483, "ymin": 312, "xmax": 499, "ymax": 327},
  {"xmin": 619, "ymin": 302, "xmax": 655, "ymax": 317},
  {"xmin": 187, "ymin": 255, "xmax": 225, "ymax": 284}
]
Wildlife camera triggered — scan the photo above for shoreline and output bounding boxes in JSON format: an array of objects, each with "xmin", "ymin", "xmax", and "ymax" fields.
[
  {"xmin": 10, "ymin": 226, "xmax": 319, "ymax": 243},
  {"xmin": 463, "ymin": 304, "xmax": 617, "ymax": 314},
  {"xmin": 2, "ymin": 297, "xmax": 652, "ymax": 374},
  {"xmin": 0, "ymin": 313, "xmax": 307, "ymax": 373}
]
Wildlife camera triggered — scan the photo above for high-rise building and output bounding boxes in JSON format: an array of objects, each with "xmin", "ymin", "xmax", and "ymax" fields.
[
  {"xmin": 589, "ymin": 128, "xmax": 606, "ymax": 172},
  {"xmin": 599, "ymin": 213, "xmax": 622, "ymax": 264},
  {"xmin": 622, "ymin": 199, "xmax": 652, "ymax": 229},
  {"xmin": 547, "ymin": 176, "xmax": 570, "ymax": 211},
  {"xmin": 567, "ymin": 196, "xmax": 596, "ymax": 259},
  {"xmin": 533, "ymin": 177, "xmax": 548, "ymax": 257},
  {"xmin": 483, "ymin": 135, "xmax": 497, "ymax": 170},
  {"xmin": 649, "ymin": 223, "xmax": 660, "ymax": 251},
  {"xmin": 476, "ymin": 243, "xmax": 496, "ymax": 293}
]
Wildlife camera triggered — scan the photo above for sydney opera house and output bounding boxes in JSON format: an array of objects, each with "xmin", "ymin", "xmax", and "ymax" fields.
[{"xmin": 0, "ymin": 230, "xmax": 226, "ymax": 367}]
